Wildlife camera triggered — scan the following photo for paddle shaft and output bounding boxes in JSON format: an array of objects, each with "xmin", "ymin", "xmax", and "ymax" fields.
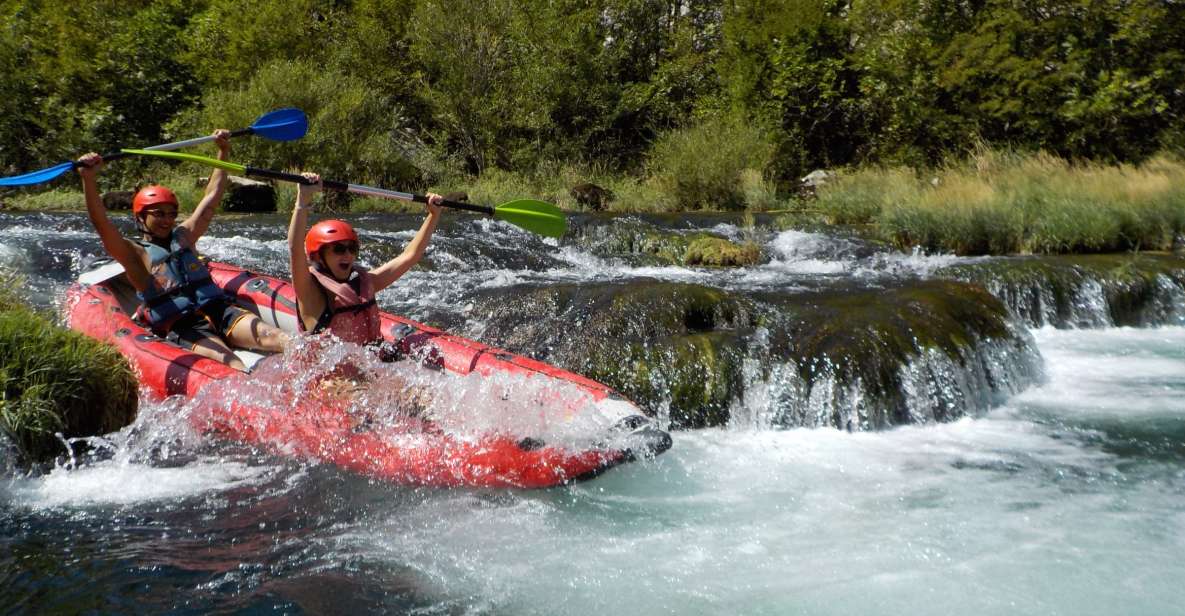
[
  {"xmin": 78, "ymin": 126, "xmax": 257, "ymax": 170},
  {"xmin": 245, "ymin": 167, "xmax": 495, "ymax": 215}
]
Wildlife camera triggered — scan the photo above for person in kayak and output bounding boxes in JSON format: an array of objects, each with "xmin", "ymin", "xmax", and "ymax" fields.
[
  {"xmin": 285, "ymin": 172, "xmax": 443, "ymax": 346},
  {"xmin": 76, "ymin": 130, "xmax": 290, "ymax": 372}
]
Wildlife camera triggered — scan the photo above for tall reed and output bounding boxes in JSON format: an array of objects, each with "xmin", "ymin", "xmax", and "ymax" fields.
[{"xmin": 816, "ymin": 149, "xmax": 1185, "ymax": 255}]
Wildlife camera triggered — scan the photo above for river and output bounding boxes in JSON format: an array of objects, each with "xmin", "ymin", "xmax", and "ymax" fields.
[{"xmin": 2, "ymin": 211, "xmax": 1183, "ymax": 614}]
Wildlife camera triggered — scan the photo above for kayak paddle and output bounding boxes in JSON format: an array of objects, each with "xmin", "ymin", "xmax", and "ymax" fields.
[
  {"xmin": 119, "ymin": 149, "xmax": 568, "ymax": 239},
  {"xmin": 0, "ymin": 108, "xmax": 308, "ymax": 187}
]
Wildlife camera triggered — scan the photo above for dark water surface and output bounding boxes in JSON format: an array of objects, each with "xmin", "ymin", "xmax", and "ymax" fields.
[{"xmin": 2, "ymin": 212, "xmax": 1184, "ymax": 615}]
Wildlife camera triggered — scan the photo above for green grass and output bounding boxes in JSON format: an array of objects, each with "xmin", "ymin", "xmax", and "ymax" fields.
[
  {"xmin": 0, "ymin": 271, "xmax": 138, "ymax": 463},
  {"xmin": 1, "ymin": 187, "xmax": 87, "ymax": 212},
  {"xmin": 816, "ymin": 149, "xmax": 1185, "ymax": 255}
]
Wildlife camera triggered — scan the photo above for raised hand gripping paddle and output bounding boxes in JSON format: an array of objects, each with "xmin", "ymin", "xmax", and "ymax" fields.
[
  {"xmin": 119, "ymin": 149, "xmax": 568, "ymax": 239},
  {"xmin": 0, "ymin": 108, "xmax": 308, "ymax": 187}
]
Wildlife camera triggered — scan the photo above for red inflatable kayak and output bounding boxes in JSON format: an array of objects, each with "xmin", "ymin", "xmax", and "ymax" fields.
[{"xmin": 64, "ymin": 259, "xmax": 670, "ymax": 488}]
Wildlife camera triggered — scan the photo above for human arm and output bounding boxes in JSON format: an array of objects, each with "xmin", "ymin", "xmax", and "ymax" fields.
[
  {"xmin": 287, "ymin": 173, "xmax": 325, "ymax": 331},
  {"xmin": 179, "ymin": 128, "xmax": 231, "ymax": 240},
  {"xmin": 76, "ymin": 153, "xmax": 152, "ymax": 291},
  {"xmin": 369, "ymin": 194, "xmax": 444, "ymax": 291}
]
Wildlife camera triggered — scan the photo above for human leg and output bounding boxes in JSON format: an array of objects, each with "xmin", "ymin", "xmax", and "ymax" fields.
[
  {"xmin": 189, "ymin": 333, "xmax": 248, "ymax": 371},
  {"xmin": 167, "ymin": 314, "xmax": 248, "ymax": 371},
  {"xmin": 218, "ymin": 306, "xmax": 291, "ymax": 353}
]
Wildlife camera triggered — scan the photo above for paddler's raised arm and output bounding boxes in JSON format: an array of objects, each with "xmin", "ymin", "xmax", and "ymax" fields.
[
  {"xmin": 180, "ymin": 128, "xmax": 231, "ymax": 241},
  {"xmin": 76, "ymin": 153, "xmax": 151, "ymax": 291},
  {"xmin": 287, "ymin": 172, "xmax": 325, "ymax": 330}
]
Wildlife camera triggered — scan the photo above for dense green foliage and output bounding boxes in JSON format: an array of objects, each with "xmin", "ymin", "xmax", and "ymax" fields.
[
  {"xmin": 0, "ymin": 272, "xmax": 138, "ymax": 463},
  {"xmin": 2, "ymin": 0, "xmax": 1181, "ymax": 192}
]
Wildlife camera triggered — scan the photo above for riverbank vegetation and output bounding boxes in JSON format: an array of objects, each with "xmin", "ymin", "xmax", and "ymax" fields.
[
  {"xmin": 816, "ymin": 149, "xmax": 1185, "ymax": 255},
  {"xmin": 1, "ymin": 0, "xmax": 1182, "ymax": 255},
  {"xmin": 0, "ymin": 272, "xmax": 138, "ymax": 464}
]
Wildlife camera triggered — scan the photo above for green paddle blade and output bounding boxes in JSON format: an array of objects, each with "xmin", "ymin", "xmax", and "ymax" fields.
[
  {"xmin": 493, "ymin": 199, "xmax": 567, "ymax": 238},
  {"xmin": 120, "ymin": 149, "xmax": 247, "ymax": 174}
]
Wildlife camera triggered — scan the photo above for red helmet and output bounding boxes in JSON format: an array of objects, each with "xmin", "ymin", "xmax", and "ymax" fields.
[
  {"xmin": 132, "ymin": 185, "xmax": 179, "ymax": 217},
  {"xmin": 305, "ymin": 220, "xmax": 359, "ymax": 259}
]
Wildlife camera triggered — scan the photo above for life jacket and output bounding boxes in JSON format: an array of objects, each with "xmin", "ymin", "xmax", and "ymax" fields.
[
  {"xmin": 305, "ymin": 264, "xmax": 383, "ymax": 344},
  {"xmin": 134, "ymin": 229, "xmax": 225, "ymax": 330}
]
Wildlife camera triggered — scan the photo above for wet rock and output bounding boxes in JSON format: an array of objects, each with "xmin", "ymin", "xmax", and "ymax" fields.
[
  {"xmin": 221, "ymin": 176, "xmax": 277, "ymax": 213},
  {"xmin": 102, "ymin": 190, "xmax": 133, "ymax": 211},
  {"xmin": 570, "ymin": 183, "xmax": 614, "ymax": 211},
  {"xmin": 459, "ymin": 279, "xmax": 1040, "ymax": 430},
  {"xmin": 459, "ymin": 282, "xmax": 759, "ymax": 428},
  {"xmin": 755, "ymin": 281, "xmax": 1038, "ymax": 430},
  {"xmin": 443, "ymin": 191, "xmax": 469, "ymax": 203},
  {"xmin": 938, "ymin": 254, "xmax": 1185, "ymax": 328},
  {"xmin": 684, "ymin": 236, "xmax": 762, "ymax": 267},
  {"xmin": 573, "ymin": 218, "xmax": 763, "ymax": 267}
]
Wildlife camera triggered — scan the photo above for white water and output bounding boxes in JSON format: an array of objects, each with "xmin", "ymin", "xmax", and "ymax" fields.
[
  {"xmin": 6, "ymin": 326, "xmax": 1183, "ymax": 615},
  {"xmin": 3, "ymin": 214, "xmax": 1183, "ymax": 613}
]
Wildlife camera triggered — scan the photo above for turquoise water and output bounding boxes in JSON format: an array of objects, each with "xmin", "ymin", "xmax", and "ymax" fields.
[
  {"xmin": 2, "ymin": 213, "xmax": 1183, "ymax": 614},
  {"xmin": 4, "ymin": 326, "xmax": 1183, "ymax": 615}
]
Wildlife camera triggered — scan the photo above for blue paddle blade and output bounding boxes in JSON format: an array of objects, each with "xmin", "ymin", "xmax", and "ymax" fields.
[
  {"xmin": 0, "ymin": 161, "xmax": 76, "ymax": 187},
  {"xmin": 249, "ymin": 107, "xmax": 307, "ymax": 141}
]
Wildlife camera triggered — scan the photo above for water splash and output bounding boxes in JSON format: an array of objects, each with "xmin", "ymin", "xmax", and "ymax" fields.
[
  {"xmin": 185, "ymin": 336, "xmax": 645, "ymax": 455},
  {"xmin": 2, "ymin": 395, "xmax": 273, "ymax": 510}
]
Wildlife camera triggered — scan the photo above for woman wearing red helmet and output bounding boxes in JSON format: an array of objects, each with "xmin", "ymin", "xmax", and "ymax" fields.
[
  {"xmin": 76, "ymin": 130, "xmax": 290, "ymax": 371},
  {"xmin": 286, "ymin": 173, "xmax": 443, "ymax": 345}
]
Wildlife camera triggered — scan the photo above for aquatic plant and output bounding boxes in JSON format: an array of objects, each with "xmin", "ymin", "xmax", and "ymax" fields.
[{"xmin": 0, "ymin": 274, "xmax": 138, "ymax": 464}]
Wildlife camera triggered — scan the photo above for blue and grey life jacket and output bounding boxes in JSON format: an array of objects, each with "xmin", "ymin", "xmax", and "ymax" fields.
[{"xmin": 134, "ymin": 230, "xmax": 226, "ymax": 329}]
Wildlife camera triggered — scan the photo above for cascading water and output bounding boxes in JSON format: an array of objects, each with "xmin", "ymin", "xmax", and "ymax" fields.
[{"xmin": 2, "ymin": 211, "xmax": 1184, "ymax": 614}]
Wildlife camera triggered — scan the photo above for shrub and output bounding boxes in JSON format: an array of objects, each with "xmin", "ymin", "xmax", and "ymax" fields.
[
  {"xmin": 647, "ymin": 114, "xmax": 777, "ymax": 210},
  {"xmin": 815, "ymin": 166, "xmax": 919, "ymax": 224}
]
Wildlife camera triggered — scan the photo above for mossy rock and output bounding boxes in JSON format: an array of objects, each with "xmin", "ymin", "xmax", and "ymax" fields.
[
  {"xmin": 572, "ymin": 218, "xmax": 763, "ymax": 267},
  {"xmin": 684, "ymin": 236, "xmax": 762, "ymax": 266},
  {"xmin": 755, "ymin": 280, "xmax": 1031, "ymax": 428},
  {"xmin": 938, "ymin": 253, "xmax": 1185, "ymax": 327},
  {"xmin": 453, "ymin": 281, "xmax": 759, "ymax": 428},
  {"xmin": 0, "ymin": 304, "xmax": 138, "ymax": 464},
  {"xmin": 458, "ymin": 278, "xmax": 1036, "ymax": 429}
]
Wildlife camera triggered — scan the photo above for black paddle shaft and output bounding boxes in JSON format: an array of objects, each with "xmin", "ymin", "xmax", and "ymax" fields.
[
  {"xmin": 244, "ymin": 168, "xmax": 495, "ymax": 215},
  {"xmin": 72, "ymin": 150, "xmax": 131, "ymax": 169}
]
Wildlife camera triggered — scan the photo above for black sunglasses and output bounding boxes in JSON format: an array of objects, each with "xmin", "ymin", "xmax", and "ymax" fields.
[{"xmin": 329, "ymin": 241, "xmax": 360, "ymax": 255}]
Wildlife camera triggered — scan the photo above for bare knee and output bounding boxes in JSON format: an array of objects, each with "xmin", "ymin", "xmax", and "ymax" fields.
[{"xmin": 260, "ymin": 328, "xmax": 290, "ymax": 352}]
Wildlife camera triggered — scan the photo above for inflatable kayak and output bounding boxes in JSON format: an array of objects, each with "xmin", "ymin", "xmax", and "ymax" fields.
[{"xmin": 64, "ymin": 259, "xmax": 671, "ymax": 488}]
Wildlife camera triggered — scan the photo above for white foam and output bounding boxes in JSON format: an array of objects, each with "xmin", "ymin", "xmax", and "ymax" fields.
[
  {"xmin": 1014, "ymin": 326, "xmax": 1185, "ymax": 418},
  {"xmin": 5, "ymin": 458, "xmax": 271, "ymax": 510}
]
